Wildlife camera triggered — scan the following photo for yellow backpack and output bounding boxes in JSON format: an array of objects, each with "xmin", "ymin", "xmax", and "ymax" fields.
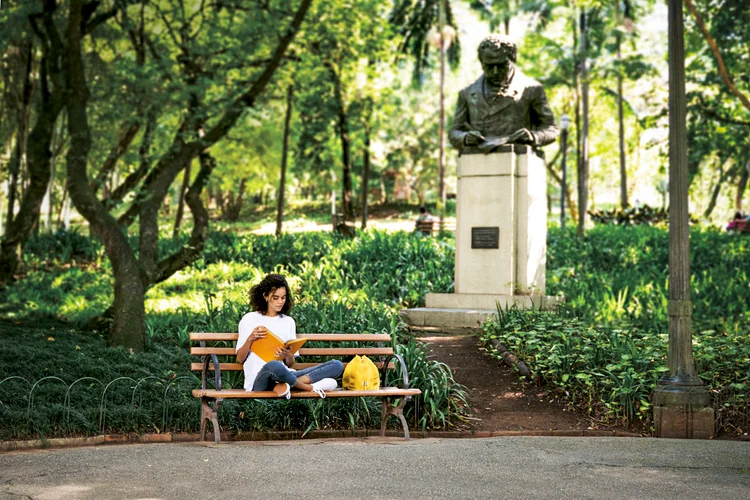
[{"xmin": 342, "ymin": 355, "xmax": 380, "ymax": 391}]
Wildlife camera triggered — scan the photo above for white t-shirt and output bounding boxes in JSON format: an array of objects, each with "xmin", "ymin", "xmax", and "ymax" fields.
[{"xmin": 236, "ymin": 311, "xmax": 297, "ymax": 391}]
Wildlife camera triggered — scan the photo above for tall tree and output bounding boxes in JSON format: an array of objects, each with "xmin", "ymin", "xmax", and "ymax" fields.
[
  {"xmin": 295, "ymin": 0, "xmax": 394, "ymax": 226},
  {"xmin": 0, "ymin": 3, "xmax": 67, "ymax": 283},
  {"xmin": 62, "ymin": 0, "xmax": 313, "ymax": 350}
]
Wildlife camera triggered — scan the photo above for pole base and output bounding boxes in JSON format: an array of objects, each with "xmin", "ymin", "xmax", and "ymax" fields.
[{"xmin": 652, "ymin": 382, "xmax": 714, "ymax": 439}]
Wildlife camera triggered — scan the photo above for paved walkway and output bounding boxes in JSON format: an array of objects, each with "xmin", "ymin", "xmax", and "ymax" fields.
[{"xmin": 1, "ymin": 436, "xmax": 748, "ymax": 499}]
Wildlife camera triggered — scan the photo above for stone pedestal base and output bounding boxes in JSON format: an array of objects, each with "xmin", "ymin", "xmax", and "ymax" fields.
[
  {"xmin": 400, "ymin": 293, "xmax": 563, "ymax": 329},
  {"xmin": 652, "ymin": 406, "xmax": 714, "ymax": 439},
  {"xmin": 426, "ymin": 292, "xmax": 563, "ymax": 310},
  {"xmin": 652, "ymin": 383, "xmax": 714, "ymax": 439}
]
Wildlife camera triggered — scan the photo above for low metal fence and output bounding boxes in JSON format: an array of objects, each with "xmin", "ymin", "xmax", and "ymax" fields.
[{"xmin": 0, "ymin": 375, "xmax": 201, "ymax": 437}]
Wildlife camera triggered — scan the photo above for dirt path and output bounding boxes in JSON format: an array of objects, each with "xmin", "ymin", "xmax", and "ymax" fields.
[{"xmin": 415, "ymin": 328, "xmax": 586, "ymax": 433}]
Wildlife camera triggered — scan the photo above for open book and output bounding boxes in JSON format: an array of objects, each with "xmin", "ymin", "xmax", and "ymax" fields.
[{"xmin": 250, "ymin": 329, "xmax": 307, "ymax": 363}]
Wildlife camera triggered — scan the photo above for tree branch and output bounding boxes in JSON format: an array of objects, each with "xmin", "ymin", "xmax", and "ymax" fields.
[
  {"xmin": 698, "ymin": 104, "xmax": 750, "ymax": 127},
  {"xmin": 84, "ymin": 2, "xmax": 121, "ymax": 34},
  {"xmin": 106, "ymin": 108, "xmax": 158, "ymax": 211},
  {"xmin": 90, "ymin": 119, "xmax": 142, "ymax": 193},
  {"xmin": 152, "ymin": 150, "xmax": 215, "ymax": 284},
  {"xmin": 198, "ymin": 0, "xmax": 313, "ymax": 148},
  {"xmin": 684, "ymin": 0, "xmax": 750, "ymax": 115}
]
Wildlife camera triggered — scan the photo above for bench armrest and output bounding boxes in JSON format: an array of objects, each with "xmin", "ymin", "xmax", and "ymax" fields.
[
  {"xmin": 380, "ymin": 353, "xmax": 413, "ymax": 397},
  {"xmin": 201, "ymin": 353, "xmax": 223, "ymax": 391}
]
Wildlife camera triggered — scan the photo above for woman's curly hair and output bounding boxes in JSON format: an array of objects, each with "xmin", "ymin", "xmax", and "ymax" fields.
[{"xmin": 249, "ymin": 274, "xmax": 293, "ymax": 315}]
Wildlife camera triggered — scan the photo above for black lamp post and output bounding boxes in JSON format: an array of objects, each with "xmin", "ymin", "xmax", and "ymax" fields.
[{"xmin": 560, "ymin": 114, "xmax": 570, "ymax": 228}]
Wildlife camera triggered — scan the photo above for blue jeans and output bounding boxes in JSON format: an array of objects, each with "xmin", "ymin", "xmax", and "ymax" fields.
[{"xmin": 252, "ymin": 359, "xmax": 345, "ymax": 391}]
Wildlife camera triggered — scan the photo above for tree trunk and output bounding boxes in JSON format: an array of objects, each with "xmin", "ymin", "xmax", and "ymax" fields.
[
  {"xmin": 546, "ymin": 149, "xmax": 578, "ymax": 222},
  {"xmin": 361, "ymin": 124, "xmax": 371, "ymax": 230},
  {"xmin": 173, "ymin": 159, "xmax": 192, "ymax": 237},
  {"xmin": 4, "ymin": 41, "xmax": 33, "ymax": 240},
  {"xmin": 0, "ymin": 40, "xmax": 66, "ymax": 284},
  {"xmin": 572, "ymin": 14, "xmax": 582, "ymax": 226},
  {"xmin": 66, "ymin": 0, "xmax": 147, "ymax": 350},
  {"xmin": 327, "ymin": 62, "xmax": 354, "ymax": 222},
  {"xmin": 703, "ymin": 159, "xmax": 727, "ymax": 218},
  {"xmin": 736, "ymin": 159, "xmax": 749, "ymax": 212},
  {"xmin": 361, "ymin": 59, "xmax": 375, "ymax": 231},
  {"xmin": 577, "ymin": 10, "xmax": 590, "ymax": 237},
  {"xmin": 276, "ymin": 85, "xmax": 293, "ymax": 237},
  {"xmin": 616, "ymin": 1, "xmax": 628, "ymax": 209}
]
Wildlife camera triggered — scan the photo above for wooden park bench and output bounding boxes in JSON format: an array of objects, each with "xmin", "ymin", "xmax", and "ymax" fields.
[
  {"xmin": 417, "ymin": 218, "xmax": 456, "ymax": 235},
  {"xmin": 190, "ymin": 332, "xmax": 421, "ymax": 443}
]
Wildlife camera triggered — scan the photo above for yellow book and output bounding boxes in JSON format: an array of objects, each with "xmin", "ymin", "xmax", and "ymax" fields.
[{"xmin": 250, "ymin": 329, "xmax": 307, "ymax": 363}]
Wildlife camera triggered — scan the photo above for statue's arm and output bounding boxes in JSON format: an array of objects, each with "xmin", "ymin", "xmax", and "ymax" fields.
[
  {"xmin": 449, "ymin": 92, "xmax": 470, "ymax": 149},
  {"xmin": 529, "ymin": 85, "xmax": 559, "ymax": 147}
]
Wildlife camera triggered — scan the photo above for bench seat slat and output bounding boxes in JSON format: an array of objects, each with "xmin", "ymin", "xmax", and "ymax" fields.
[
  {"xmin": 191, "ymin": 347, "xmax": 394, "ymax": 356},
  {"xmin": 189, "ymin": 333, "xmax": 392, "ymax": 342},
  {"xmin": 190, "ymin": 361, "xmax": 396, "ymax": 371},
  {"xmin": 192, "ymin": 388, "xmax": 421, "ymax": 399}
]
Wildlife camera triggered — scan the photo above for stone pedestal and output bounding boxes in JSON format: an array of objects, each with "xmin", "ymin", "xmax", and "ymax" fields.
[
  {"xmin": 454, "ymin": 146, "xmax": 547, "ymax": 295},
  {"xmin": 652, "ymin": 406, "xmax": 714, "ymax": 439},
  {"xmin": 402, "ymin": 146, "xmax": 561, "ymax": 330},
  {"xmin": 652, "ymin": 381, "xmax": 714, "ymax": 439}
]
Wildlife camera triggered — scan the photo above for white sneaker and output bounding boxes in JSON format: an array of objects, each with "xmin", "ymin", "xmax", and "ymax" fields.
[{"xmin": 311, "ymin": 378, "xmax": 338, "ymax": 398}]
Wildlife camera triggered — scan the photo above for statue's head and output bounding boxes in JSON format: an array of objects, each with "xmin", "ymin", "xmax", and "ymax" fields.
[{"xmin": 478, "ymin": 35, "xmax": 517, "ymax": 86}]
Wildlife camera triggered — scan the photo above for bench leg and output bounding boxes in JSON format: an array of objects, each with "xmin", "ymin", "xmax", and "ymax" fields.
[
  {"xmin": 200, "ymin": 397, "xmax": 223, "ymax": 444},
  {"xmin": 380, "ymin": 397, "xmax": 411, "ymax": 440}
]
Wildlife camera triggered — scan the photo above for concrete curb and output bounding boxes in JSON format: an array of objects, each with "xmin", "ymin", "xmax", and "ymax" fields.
[{"xmin": 0, "ymin": 428, "xmax": 646, "ymax": 453}]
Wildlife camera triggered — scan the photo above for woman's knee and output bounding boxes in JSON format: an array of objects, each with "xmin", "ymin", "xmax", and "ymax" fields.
[
  {"xmin": 330, "ymin": 359, "xmax": 345, "ymax": 376},
  {"xmin": 264, "ymin": 360, "xmax": 288, "ymax": 375}
]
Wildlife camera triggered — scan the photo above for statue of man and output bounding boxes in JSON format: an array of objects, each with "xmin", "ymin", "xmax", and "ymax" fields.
[{"xmin": 449, "ymin": 35, "xmax": 558, "ymax": 154}]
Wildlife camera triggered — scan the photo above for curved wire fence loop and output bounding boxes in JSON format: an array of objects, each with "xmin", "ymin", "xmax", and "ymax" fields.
[
  {"xmin": 131, "ymin": 376, "xmax": 165, "ymax": 408},
  {"xmin": 64, "ymin": 377, "xmax": 105, "ymax": 428},
  {"xmin": 27, "ymin": 376, "xmax": 68, "ymax": 422},
  {"xmin": 0, "ymin": 376, "xmax": 32, "ymax": 406},
  {"xmin": 162, "ymin": 376, "xmax": 200, "ymax": 431},
  {"xmin": 99, "ymin": 377, "xmax": 138, "ymax": 433}
]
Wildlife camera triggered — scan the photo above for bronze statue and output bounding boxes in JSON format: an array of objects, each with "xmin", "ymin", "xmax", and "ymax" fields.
[{"xmin": 449, "ymin": 35, "xmax": 558, "ymax": 154}]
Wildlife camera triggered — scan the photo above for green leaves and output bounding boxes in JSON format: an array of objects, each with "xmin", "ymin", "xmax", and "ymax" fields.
[{"xmin": 483, "ymin": 224, "xmax": 750, "ymax": 432}]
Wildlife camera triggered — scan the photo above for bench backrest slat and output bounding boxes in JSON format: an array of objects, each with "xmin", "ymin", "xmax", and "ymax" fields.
[
  {"xmin": 190, "ymin": 346, "xmax": 394, "ymax": 357},
  {"xmin": 190, "ymin": 361, "xmax": 395, "ymax": 372},
  {"xmin": 190, "ymin": 332, "xmax": 392, "ymax": 342}
]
